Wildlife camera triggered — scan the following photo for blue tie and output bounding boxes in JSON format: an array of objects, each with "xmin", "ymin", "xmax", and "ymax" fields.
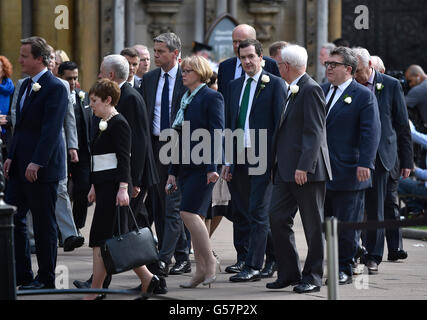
[{"xmin": 160, "ymin": 73, "xmax": 170, "ymax": 131}]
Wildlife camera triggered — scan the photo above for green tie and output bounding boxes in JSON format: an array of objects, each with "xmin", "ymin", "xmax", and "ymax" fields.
[{"xmin": 237, "ymin": 78, "xmax": 253, "ymax": 130}]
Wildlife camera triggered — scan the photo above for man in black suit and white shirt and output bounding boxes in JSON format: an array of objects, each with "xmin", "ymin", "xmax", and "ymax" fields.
[
  {"xmin": 120, "ymin": 47, "xmax": 142, "ymax": 89},
  {"xmin": 140, "ymin": 33, "xmax": 190, "ymax": 287},
  {"xmin": 267, "ymin": 44, "xmax": 332, "ymax": 294}
]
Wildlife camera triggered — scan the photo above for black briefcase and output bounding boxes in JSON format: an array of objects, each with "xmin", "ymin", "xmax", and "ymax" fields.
[{"xmin": 101, "ymin": 206, "xmax": 159, "ymax": 275}]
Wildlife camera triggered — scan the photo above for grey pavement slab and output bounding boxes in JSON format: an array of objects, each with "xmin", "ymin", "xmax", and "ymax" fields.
[{"xmin": 19, "ymin": 206, "xmax": 427, "ymax": 300}]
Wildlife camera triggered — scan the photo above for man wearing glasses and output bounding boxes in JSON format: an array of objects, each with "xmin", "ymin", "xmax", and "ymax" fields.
[{"xmin": 320, "ymin": 47, "xmax": 381, "ymax": 285}]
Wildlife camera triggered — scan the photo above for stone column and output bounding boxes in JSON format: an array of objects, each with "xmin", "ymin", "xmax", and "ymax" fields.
[
  {"xmin": 328, "ymin": 0, "xmax": 342, "ymax": 42},
  {"xmin": 0, "ymin": 0, "xmax": 23, "ymax": 81},
  {"xmin": 194, "ymin": 0, "xmax": 205, "ymax": 42},
  {"xmin": 246, "ymin": 0, "xmax": 282, "ymax": 44},
  {"xmin": 74, "ymin": 0, "xmax": 100, "ymax": 90},
  {"xmin": 216, "ymin": 0, "xmax": 228, "ymax": 17},
  {"xmin": 229, "ymin": 0, "xmax": 238, "ymax": 18},
  {"xmin": 316, "ymin": 0, "xmax": 328, "ymax": 83},
  {"xmin": 114, "ymin": 0, "xmax": 126, "ymax": 53},
  {"xmin": 144, "ymin": 0, "xmax": 183, "ymax": 39},
  {"xmin": 296, "ymin": 0, "xmax": 306, "ymax": 46},
  {"xmin": 125, "ymin": 0, "xmax": 136, "ymax": 47}
]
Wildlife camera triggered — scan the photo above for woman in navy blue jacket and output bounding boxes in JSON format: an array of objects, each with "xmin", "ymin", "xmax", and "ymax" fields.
[{"xmin": 166, "ymin": 56, "xmax": 225, "ymax": 289}]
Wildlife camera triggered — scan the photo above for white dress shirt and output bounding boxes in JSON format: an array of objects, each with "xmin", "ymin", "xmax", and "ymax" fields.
[
  {"xmin": 153, "ymin": 64, "xmax": 179, "ymax": 136},
  {"xmin": 239, "ymin": 69, "xmax": 263, "ymax": 148},
  {"xmin": 20, "ymin": 68, "xmax": 49, "ymax": 110},
  {"xmin": 325, "ymin": 78, "xmax": 353, "ymax": 117}
]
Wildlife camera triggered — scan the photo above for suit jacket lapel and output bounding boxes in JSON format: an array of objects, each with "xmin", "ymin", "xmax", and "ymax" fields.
[
  {"xmin": 172, "ymin": 66, "xmax": 185, "ymax": 122},
  {"xmin": 20, "ymin": 72, "xmax": 50, "ymax": 121},
  {"xmin": 149, "ymin": 69, "xmax": 162, "ymax": 121},
  {"xmin": 16, "ymin": 78, "xmax": 30, "ymax": 123},
  {"xmin": 326, "ymin": 80, "xmax": 357, "ymax": 125},
  {"xmin": 280, "ymin": 73, "xmax": 309, "ymax": 128}
]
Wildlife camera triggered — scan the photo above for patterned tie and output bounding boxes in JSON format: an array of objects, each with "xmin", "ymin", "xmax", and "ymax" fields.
[
  {"xmin": 160, "ymin": 73, "xmax": 170, "ymax": 131},
  {"xmin": 326, "ymin": 85, "xmax": 338, "ymax": 114}
]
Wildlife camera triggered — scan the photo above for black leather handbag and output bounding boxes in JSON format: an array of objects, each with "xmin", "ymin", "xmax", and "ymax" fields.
[{"xmin": 101, "ymin": 206, "xmax": 159, "ymax": 275}]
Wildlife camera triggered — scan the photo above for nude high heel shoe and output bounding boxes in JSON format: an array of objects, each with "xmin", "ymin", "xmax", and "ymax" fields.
[{"xmin": 179, "ymin": 276, "xmax": 204, "ymax": 289}]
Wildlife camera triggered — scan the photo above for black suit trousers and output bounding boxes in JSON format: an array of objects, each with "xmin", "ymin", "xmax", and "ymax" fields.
[
  {"xmin": 7, "ymin": 178, "xmax": 59, "ymax": 286},
  {"xmin": 269, "ymin": 176, "xmax": 325, "ymax": 287}
]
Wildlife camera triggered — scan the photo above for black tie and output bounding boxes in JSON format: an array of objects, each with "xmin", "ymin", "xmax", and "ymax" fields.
[
  {"xmin": 326, "ymin": 86, "xmax": 338, "ymax": 114},
  {"xmin": 160, "ymin": 73, "xmax": 170, "ymax": 131}
]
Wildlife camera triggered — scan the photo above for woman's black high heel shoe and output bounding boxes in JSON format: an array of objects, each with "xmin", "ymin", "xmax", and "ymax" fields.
[{"xmin": 146, "ymin": 275, "xmax": 160, "ymax": 295}]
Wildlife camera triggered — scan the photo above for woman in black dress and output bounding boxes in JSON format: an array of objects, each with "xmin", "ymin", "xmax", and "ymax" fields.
[
  {"xmin": 84, "ymin": 79, "xmax": 158, "ymax": 300},
  {"xmin": 166, "ymin": 56, "xmax": 225, "ymax": 288}
]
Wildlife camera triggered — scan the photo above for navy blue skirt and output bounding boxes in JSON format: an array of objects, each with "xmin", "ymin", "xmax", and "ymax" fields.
[{"xmin": 178, "ymin": 167, "xmax": 215, "ymax": 217}]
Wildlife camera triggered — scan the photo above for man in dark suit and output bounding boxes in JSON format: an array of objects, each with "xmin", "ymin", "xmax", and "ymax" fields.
[
  {"xmin": 221, "ymin": 39, "xmax": 286, "ymax": 282},
  {"xmin": 58, "ymin": 61, "xmax": 92, "ymax": 233},
  {"xmin": 120, "ymin": 47, "xmax": 142, "ymax": 90},
  {"xmin": 218, "ymin": 25, "xmax": 281, "ymax": 276},
  {"xmin": 5, "ymin": 37, "xmax": 68, "ymax": 289},
  {"xmin": 353, "ymin": 47, "xmax": 413, "ymax": 274},
  {"xmin": 217, "ymin": 24, "xmax": 281, "ymax": 100},
  {"xmin": 140, "ymin": 33, "xmax": 190, "ymax": 285},
  {"xmin": 321, "ymin": 47, "xmax": 381, "ymax": 285},
  {"xmin": 267, "ymin": 45, "xmax": 332, "ymax": 294}
]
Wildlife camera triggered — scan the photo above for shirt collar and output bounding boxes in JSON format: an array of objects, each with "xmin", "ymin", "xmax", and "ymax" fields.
[
  {"xmin": 366, "ymin": 68, "xmax": 375, "ymax": 85},
  {"xmin": 237, "ymin": 57, "xmax": 242, "ymax": 68},
  {"xmin": 332, "ymin": 77, "xmax": 353, "ymax": 92},
  {"xmin": 128, "ymin": 76, "xmax": 135, "ymax": 87},
  {"xmin": 244, "ymin": 68, "xmax": 263, "ymax": 83},
  {"xmin": 32, "ymin": 68, "xmax": 49, "ymax": 83},
  {"xmin": 289, "ymin": 73, "xmax": 306, "ymax": 87},
  {"xmin": 161, "ymin": 63, "xmax": 179, "ymax": 79}
]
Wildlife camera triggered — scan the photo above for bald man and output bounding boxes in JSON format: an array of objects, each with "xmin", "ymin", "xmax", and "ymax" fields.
[
  {"xmin": 217, "ymin": 24, "xmax": 281, "ymax": 98},
  {"xmin": 406, "ymin": 65, "xmax": 427, "ymax": 125}
]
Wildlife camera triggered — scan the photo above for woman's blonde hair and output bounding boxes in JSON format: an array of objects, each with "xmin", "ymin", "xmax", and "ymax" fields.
[{"xmin": 181, "ymin": 55, "xmax": 213, "ymax": 84}]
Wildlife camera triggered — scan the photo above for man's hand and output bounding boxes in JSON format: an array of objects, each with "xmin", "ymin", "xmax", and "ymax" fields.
[
  {"xmin": 221, "ymin": 166, "xmax": 232, "ymax": 182},
  {"xmin": 357, "ymin": 167, "xmax": 371, "ymax": 182},
  {"xmin": 4, "ymin": 159, "xmax": 11, "ymax": 179},
  {"xmin": 207, "ymin": 172, "xmax": 219, "ymax": 185},
  {"xmin": 25, "ymin": 163, "xmax": 41, "ymax": 183},
  {"xmin": 69, "ymin": 149, "xmax": 79, "ymax": 163},
  {"xmin": 401, "ymin": 168, "xmax": 411, "ymax": 179},
  {"xmin": 88, "ymin": 185, "xmax": 96, "ymax": 203},
  {"xmin": 295, "ymin": 170, "xmax": 308, "ymax": 186},
  {"xmin": 165, "ymin": 175, "xmax": 178, "ymax": 194},
  {"xmin": 132, "ymin": 186, "xmax": 141, "ymax": 198}
]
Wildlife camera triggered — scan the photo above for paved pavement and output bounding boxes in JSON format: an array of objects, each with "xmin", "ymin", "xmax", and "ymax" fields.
[{"xmin": 20, "ymin": 206, "xmax": 427, "ymax": 301}]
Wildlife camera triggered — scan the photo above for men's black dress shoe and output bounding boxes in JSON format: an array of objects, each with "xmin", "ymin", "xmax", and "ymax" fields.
[
  {"xmin": 225, "ymin": 261, "xmax": 245, "ymax": 274},
  {"xmin": 73, "ymin": 279, "xmax": 91, "ymax": 289},
  {"xmin": 266, "ymin": 279, "xmax": 300, "ymax": 289},
  {"xmin": 229, "ymin": 266, "xmax": 261, "ymax": 282},
  {"xmin": 19, "ymin": 280, "xmax": 55, "ymax": 290},
  {"xmin": 388, "ymin": 250, "xmax": 408, "ymax": 261},
  {"xmin": 354, "ymin": 245, "xmax": 368, "ymax": 263},
  {"xmin": 325, "ymin": 272, "xmax": 353, "ymax": 285},
  {"xmin": 169, "ymin": 260, "xmax": 191, "ymax": 275},
  {"xmin": 365, "ymin": 260, "xmax": 378, "ymax": 275},
  {"xmin": 63, "ymin": 235, "xmax": 85, "ymax": 252},
  {"xmin": 293, "ymin": 283, "xmax": 320, "ymax": 294},
  {"xmin": 158, "ymin": 261, "xmax": 169, "ymax": 277},
  {"xmin": 260, "ymin": 261, "xmax": 278, "ymax": 278}
]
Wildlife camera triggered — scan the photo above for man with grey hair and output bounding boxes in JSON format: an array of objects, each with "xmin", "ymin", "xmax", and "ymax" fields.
[
  {"xmin": 371, "ymin": 55, "xmax": 385, "ymax": 74},
  {"xmin": 267, "ymin": 44, "xmax": 331, "ymax": 293},
  {"xmin": 133, "ymin": 44, "xmax": 151, "ymax": 81},
  {"xmin": 321, "ymin": 46, "xmax": 381, "ymax": 285},
  {"xmin": 74, "ymin": 54, "xmax": 159, "ymax": 294},
  {"xmin": 405, "ymin": 65, "xmax": 427, "ymax": 125},
  {"xmin": 353, "ymin": 47, "xmax": 412, "ymax": 274},
  {"xmin": 140, "ymin": 33, "xmax": 189, "ymax": 292}
]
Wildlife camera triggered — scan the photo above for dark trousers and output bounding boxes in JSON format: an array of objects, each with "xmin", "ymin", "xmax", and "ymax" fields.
[
  {"xmin": 364, "ymin": 160, "xmax": 389, "ymax": 264},
  {"xmin": 270, "ymin": 177, "xmax": 325, "ymax": 287},
  {"xmin": 152, "ymin": 136, "xmax": 188, "ymax": 264},
  {"xmin": 6, "ymin": 178, "xmax": 59, "ymax": 286},
  {"xmin": 325, "ymin": 189, "xmax": 365, "ymax": 276},
  {"xmin": 69, "ymin": 154, "xmax": 91, "ymax": 229},
  {"xmin": 229, "ymin": 164, "xmax": 272, "ymax": 270},
  {"xmin": 385, "ymin": 172, "xmax": 404, "ymax": 251}
]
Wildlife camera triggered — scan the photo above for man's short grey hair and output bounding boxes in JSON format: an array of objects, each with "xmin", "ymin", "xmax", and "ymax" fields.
[
  {"xmin": 321, "ymin": 42, "xmax": 336, "ymax": 53},
  {"xmin": 352, "ymin": 47, "xmax": 371, "ymax": 67},
  {"xmin": 371, "ymin": 55, "xmax": 386, "ymax": 73},
  {"xmin": 154, "ymin": 33, "xmax": 182, "ymax": 53},
  {"xmin": 281, "ymin": 44, "xmax": 308, "ymax": 69},
  {"xmin": 103, "ymin": 54, "xmax": 129, "ymax": 81},
  {"xmin": 330, "ymin": 47, "xmax": 359, "ymax": 75}
]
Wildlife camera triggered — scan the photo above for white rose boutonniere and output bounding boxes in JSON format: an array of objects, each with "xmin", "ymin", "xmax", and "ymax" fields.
[
  {"xmin": 343, "ymin": 94, "xmax": 352, "ymax": 104},
  {"xmin": 261, "ymin": 60, "xmax": 266, "ymax": 68},
  {"xmin": 99, "ymin": 120, "xmax": 108, "ymax": 132},
  {"xmin": 376, "ymin": 83, "xmax": 384, "ymax": 91},
  {"xmin": 256, "ymin": 75, "xmax": 271, "ymax": 98},
  {"xmin": 79, "ymin": 91, "xmax": 85, "ymax": 102},
  {"xmin": 32, "ymin": 82, "xmax": 42, "ymax": 92},
  {"xmin": 290, "ymin": 84, "xmax": 300, "ymax": 96}
]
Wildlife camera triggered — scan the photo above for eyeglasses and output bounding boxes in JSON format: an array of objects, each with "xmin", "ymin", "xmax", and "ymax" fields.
[
  {"xmin": 182, "ymin": 69, "xmax": 194, "ymax": 74},
  {"xmin": 324, "ymin": 61, "xmax": 349, "ymax": 69}
]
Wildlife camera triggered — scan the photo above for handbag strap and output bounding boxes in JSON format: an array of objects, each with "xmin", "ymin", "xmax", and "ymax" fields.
[{"xmin": 112, "ymin": 206, "xmax": 142, "ymax": 238}]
